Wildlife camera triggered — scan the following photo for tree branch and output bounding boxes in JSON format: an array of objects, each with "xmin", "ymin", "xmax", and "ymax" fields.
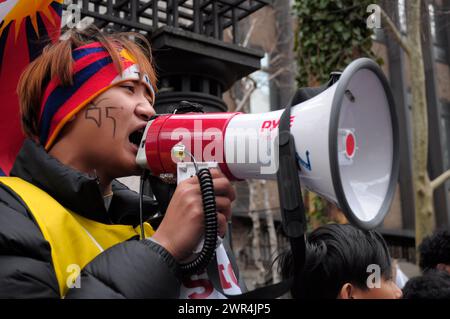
[
  {"xmin": 235, "ymin": 77, "xmax": 257, "ymax": 112},
  {"xmin": 267, "ymin": 67, "xmax": 288, "ymax": 81},
  {"xmin": 268, "ymin": 53, "xmax": 284, "ymax": 67},
  {"xmin": 431, "ymin": 169, "xmax": 450, "ymax": 190},
  {"xmin": 380, "ymin": 7, "xmax": 412, "ymax": 56},
  {"xmin": 242, "ymin": 18, "xmax": 257, "ymax": 47}
]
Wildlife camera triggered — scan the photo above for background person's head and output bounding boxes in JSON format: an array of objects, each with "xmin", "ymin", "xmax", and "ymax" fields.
[
  {"xmin": 278, "ymin": 223, "xmax": 402, "ymax": 299},
  {"xmin": 17, "ymin": 26, "xmax": 157, "ymax": 183},
  {"xmin": 419, "ymin": 229, "xmax": 450, "ymax": 274},
  {"xmin": 402, "ymin": 270, "xmax": 450, "ymax": 299}
]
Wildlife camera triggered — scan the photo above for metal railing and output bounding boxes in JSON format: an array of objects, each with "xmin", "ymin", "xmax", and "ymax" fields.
[{"xmin": 67, "ymin": 0, "xmax": 271, "ymax": 43}]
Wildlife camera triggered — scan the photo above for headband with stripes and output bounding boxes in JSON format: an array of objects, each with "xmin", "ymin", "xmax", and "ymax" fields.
[{"xmin": 38, "ymin": 41, "xmax": 155, "ymax": 150}]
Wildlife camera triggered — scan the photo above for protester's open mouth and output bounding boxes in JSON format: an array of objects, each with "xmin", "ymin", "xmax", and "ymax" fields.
[{"xmin": 128, "ymin": 127, "xmax": 145, "ymax": 148}]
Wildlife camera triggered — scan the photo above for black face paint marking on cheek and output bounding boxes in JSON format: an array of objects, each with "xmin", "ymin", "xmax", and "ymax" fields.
[
  {"xmin": 105, "ymin": 106, "xmax": 123, "ymax": 137},
  {"xmin": 85, "ymin": 103, "xmax": 102, "ymax": 127}
]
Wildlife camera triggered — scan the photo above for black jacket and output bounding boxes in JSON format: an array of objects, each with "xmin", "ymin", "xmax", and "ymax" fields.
[{"xmin": 0, "ymin": 139, "xmax": 181, "ymax": 298}]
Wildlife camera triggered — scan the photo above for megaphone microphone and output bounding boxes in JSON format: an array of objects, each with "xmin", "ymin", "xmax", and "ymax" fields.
[{"xmin": 137, "ymin": 58, "xmax": 399, "ymax": 230}]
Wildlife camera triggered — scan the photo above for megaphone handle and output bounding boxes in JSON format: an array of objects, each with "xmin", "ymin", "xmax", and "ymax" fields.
[
  {"xmin": 276, "ymin": 104, "xmax": 308, "ymax": 299},
  {"xmin": 277, "ymin": 134, "xmax": 307, "ymax": 237},
  {"xmin": 176, "ymin": 162, "xmax": 219, "ymax": 275}
]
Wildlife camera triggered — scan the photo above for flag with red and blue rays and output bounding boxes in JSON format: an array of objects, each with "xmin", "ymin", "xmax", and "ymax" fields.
[{"xmin": 0, "ymin": 0, "xmax": 63, "ymax": 175}]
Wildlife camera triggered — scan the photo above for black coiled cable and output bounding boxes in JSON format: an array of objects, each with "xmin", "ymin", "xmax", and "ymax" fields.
[
  {"xmin": 139, "ymin": 167, "xmax": 218, "ymax": 275},
  {"xmin": 180, "ymin": 168, "xmax": 218, "ymax": 274}
]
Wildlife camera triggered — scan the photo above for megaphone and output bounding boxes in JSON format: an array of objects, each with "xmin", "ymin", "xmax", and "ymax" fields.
[{"xmin": 137, "ymin": 58, "xmax": 399, "ymax": 230}]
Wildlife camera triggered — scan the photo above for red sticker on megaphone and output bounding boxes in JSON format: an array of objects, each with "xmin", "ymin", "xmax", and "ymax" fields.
[{"xmin": 345, "ymin": 132, "xmax": 356, "ymax": 158}]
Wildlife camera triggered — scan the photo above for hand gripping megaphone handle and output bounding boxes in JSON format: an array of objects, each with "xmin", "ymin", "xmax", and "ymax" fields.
[{"xmin": 177, "ymin": 164, "xmax": 219, "ymax": 275}]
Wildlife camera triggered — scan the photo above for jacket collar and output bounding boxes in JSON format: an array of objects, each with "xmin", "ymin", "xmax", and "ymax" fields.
[{"xmin": 10, "ymin": 139, "xmax": 158, "ymax": 225}]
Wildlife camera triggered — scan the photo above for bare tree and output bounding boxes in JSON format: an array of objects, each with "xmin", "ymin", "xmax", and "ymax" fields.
[
  {"xmin": 381, "ymin": 0, "xmax": 450, "ymax": 254},
  {"xmin": 261, "ymin": 180, "xmax": 281, "ymax": 283},
  {"xmin": 248, "ymin": 180, "xmax": 267, "ymax": 286},
  {"xmin": 225, "ymin": 3, "xmax": 294, "ymax": 285}
]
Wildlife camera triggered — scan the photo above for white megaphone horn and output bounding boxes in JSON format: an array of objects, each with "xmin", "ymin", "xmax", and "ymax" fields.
[{"xmin": 136, "ymin": 58, "xmax": 399, "ymax": 230}]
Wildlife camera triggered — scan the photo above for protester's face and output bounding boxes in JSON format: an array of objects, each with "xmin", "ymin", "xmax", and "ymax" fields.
[
  {"xmin": 67, "ymin": 80, "xmax": 155, "ymax": 177},
  {"xmin": 340, "ymin": 278, "xmax": 403, "ymax": 299}
]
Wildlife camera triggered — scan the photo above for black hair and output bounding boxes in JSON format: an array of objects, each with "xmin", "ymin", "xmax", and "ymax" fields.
[
  {"xmin": 402, "ymin": 270, "xmax": 450, "ymax": 299},
  {"xmin": 277, "ymin": 223, "xmax": 393, "ymax": 299},
  {"xmin": 419, "ymin": 229, "xmax": 450, "ymax": 272}
]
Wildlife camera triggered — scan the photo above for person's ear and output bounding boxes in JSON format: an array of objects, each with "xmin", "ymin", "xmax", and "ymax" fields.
[{"xmin": 338, "ymin": 283, "xmax": 355, "ymax": 299}]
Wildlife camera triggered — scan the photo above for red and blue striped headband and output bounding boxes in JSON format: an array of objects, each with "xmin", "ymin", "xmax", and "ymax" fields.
[{"xmin": 38, "ymin": 42, "xmax": 155, "ymax": 150}]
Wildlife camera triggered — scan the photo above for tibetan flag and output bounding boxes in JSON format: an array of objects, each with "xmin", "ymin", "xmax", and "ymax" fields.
[{"xmin": 0, "ymin": 0, "xmax": 63, "ymax": 175}]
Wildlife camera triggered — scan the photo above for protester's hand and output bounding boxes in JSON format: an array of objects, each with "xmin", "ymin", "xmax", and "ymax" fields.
[{"xmin": 151, "ymin": 169, "xmax": 236, "ymax": 262}]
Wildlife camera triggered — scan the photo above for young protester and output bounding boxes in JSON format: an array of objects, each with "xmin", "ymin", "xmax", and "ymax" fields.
[
  {"xmin": 419, "ymin": 229, "xmax": 450, "ymax": 274},
  {"xmin": 402, "ymin": 270, "xmax": 450, "ymax": 299},
  {"xmin": 0, "ymin": 27, "xmax": 236, "ymax": 298},
  {"xmin": 278, "ymin": 223, "xmax": 403, "ymax": 299}
]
